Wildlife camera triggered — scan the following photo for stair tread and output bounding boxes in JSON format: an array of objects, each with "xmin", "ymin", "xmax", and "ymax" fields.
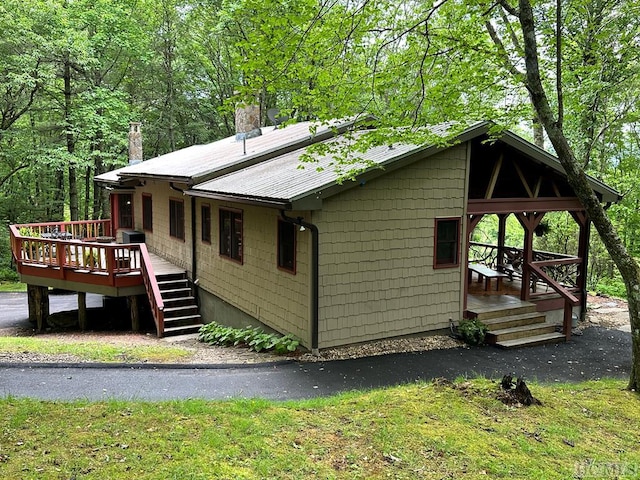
[
  {"xmin": 488, "ymin": 322, "xmax": 557, "ymax": 335},
  {"xmin": 495, "ymin": 332, "xmax": 566, "ymax": 348},
  {"xmin": 164, "ymin": 314, "xmax": 202, "ymax": 323},
  {"xmin": 163, "ymin": 325, "xmax": 203, "ymax": 335},
  {"xmin": 162, "ymin": 296, "xmax": 195, "ymax": 303},
  {"xmin": 481, "ymin": 312, "xmax": 546, "ymax": 326}
]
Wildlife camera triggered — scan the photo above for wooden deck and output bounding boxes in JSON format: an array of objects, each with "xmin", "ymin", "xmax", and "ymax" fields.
[{"xmin": 147, "ymin": 252, "xmax": 185, "ymax": 276}]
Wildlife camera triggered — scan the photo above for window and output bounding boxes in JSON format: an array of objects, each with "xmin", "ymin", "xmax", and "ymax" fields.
[
  {"xmin": 277, "ymin": 219, "xmax": 296, "ymax": 273},
  {"xmin": 142, "ymin": 194, "xmax": 153, "ymax": 231},
  {"xmin": 169, "ymin": 198, "xmax": 185, "ymax": 240},
  {"xmin": 118, "ymin": 193, "xmax": 133, "ymax": 229},
  {"xmin": 201, "ymin": 204, "xmax": 211, "ymax": 244},
  {"xmin": 219, "ymin": 208, "xmax": 243, "ymax": 262},
  {"xmin": 434, "ymin": 218, "xmax": 460, "ymax": 268}
]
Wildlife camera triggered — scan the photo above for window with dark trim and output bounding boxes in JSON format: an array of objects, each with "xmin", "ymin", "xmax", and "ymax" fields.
[
  {"xmin": 118, "ymin": 193, "xmax": 133, "ymax": 229},
  {"xmin": 169, "ymin": 198, "xmax": 185, "ymax": 240},
  {"xmin": 142, "ymin": 194, "xmax": 153, "ymax": 232},
  {"xmin": 434, "ymin": 218, "xmax": 460, "ymax": 268},
  {"xmin": 201, "ymin": 204, "xmax": 211, "ymax": 244},
  {"xmin": 277, "ymin": 219, "xmax": 296, "ymax": 273},
  {"xmin": 219, "ymin": 208, "xmax": 242, "ymax": 262}
]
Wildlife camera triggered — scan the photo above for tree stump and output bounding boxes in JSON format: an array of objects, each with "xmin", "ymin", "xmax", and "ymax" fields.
[{"xmin": 498, "ymin": 374, "xmax": 542, "ymax": 406}]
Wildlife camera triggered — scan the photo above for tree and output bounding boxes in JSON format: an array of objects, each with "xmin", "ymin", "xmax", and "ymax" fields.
[{"xmin": 218, "ymin": 0, "xmax": 640, "ymax": 389}]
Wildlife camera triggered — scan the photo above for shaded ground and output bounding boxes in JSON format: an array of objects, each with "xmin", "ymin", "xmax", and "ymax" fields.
[{"xmin": 0, "ymin": 292, "xmax": 632, "ymax": 365}]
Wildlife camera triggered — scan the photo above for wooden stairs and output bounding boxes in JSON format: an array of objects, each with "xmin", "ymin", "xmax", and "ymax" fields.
[
  {"xmin": 467, "ymin": 296, "xmax": 565, "ymax": 349},
  {"xmin": 156, "ymin": 272, "xmax": 203, "ymax": 337}
]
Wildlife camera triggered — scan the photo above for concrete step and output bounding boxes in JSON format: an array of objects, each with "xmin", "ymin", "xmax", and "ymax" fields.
[
  {"xmin": 480, "ymin": 312, "xmax": 547, "ymax": 330},
  {"xmin": 494, "ymin": 332, "xmax": 566, "ymax": 349},
  {"xmin": 486, "ymin": 322, "xmax": 557, "ymax": 343}
]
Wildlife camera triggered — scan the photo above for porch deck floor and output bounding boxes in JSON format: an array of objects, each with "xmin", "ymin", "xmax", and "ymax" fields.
[
  {"xmin": 467, "ymin": 294, "xmax": 535, "ymax": 314},
  {"xmin": 147, "ymin": 252, "xmax": 185, "ymax": 276}
]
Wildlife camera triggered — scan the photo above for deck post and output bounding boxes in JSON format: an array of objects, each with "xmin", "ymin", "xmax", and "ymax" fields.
[
  {"xmin": 129, "ymin": 295, "xmax": 140, "ymax": 332},
  {"xmin": 27, "ymin": 284, "xmax": 49, "ymax": 333},
  {"xmin": 78, "ymin": 291, "xmax": 87, "ymax": 331}
]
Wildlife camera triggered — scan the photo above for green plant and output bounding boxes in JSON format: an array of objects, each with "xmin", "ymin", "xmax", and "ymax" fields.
[
  {"xmin": 198, "ymin": 322, "xmax": 299, "ymax": 354},
  {"xmin": 457, "ymin": 318, "xmax": 488, "ymax": 346}
]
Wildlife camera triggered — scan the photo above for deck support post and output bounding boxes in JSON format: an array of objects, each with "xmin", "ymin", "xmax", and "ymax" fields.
[
  {"xmin": 129, "ymin": 295, "xmax": 140, "ymax": 332},
  {"xmin": 27, "ymin": 284, "xmax": 49, "ymax": 333},
  {"xmin": 78, "ymin": 291, "xmax": 87, "ymax": 331}
]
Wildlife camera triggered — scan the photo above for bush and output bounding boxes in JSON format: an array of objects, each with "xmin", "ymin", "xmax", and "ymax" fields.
[
  {"xmin": 198, "ymin": 322, "xmax": 299, "ymax": 354},
  {"xmin": 457, "ymin": 318, "xmax": 488, "ymax": 346},
  {"xmin": 595, "ymin": 278, "xmax": 627, "ymax": 299}
]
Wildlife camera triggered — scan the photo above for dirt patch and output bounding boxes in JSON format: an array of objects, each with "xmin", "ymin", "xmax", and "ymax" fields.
[{"xmin": 583, "ymin": 294, "xmax": 630, "ymax": 331}]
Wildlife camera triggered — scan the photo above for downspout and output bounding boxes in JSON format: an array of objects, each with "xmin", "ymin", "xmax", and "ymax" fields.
[{"xmin": 280, "ymin": 210, "xmax": 319, "ymax": 354}]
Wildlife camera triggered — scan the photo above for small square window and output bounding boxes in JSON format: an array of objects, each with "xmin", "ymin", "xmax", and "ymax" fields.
[{"xmin": 434, "ymin": 218, "xmax": 460, "ymax": 268}]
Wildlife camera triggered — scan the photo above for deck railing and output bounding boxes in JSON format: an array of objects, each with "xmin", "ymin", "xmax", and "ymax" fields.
[
  {"xmin": 9, "ymin": 221, "xmax": 142, "ymax": 288},
  {"xmin": 139, "ymin": 243, "xmax": 165, "ymax": 337},
  {"xmin": 469, "ymin": 242, "xmax": 580, "ymax": 290},
  {"xmin": 13, "ymin": 219, "xmax": 112, "ymax": 240}
]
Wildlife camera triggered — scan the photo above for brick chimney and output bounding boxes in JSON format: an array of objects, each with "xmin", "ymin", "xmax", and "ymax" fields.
[
  {"xmin": 235, "ymin": 103, "xmax": 262, "ymax": 141},
  {"xmin": 128, "ymin": 122, "xmax": 143, "ymax": 165}
]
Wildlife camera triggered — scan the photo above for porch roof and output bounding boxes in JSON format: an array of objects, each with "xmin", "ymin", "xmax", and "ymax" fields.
[
  {"xmin": 185, "ymin": 121, "xmax": 621, "ymax": 209},
  {"xmin": 94, "ymin": 117, "xmax": 368, "ymax": 187}
]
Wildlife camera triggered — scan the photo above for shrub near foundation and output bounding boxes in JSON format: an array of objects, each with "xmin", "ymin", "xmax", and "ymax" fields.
[
  {"xmin": 198, "ymin": 322, "xmax": 299, "ymax": 354},
  {"xmin": 457, "ymin": 318, "xmax": 488, "ymax": 346}
]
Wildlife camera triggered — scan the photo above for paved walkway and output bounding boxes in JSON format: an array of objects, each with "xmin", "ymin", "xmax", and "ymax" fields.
[{"xmin": 0, "ymin": 326, "xmax": 631, "ymax": 401}]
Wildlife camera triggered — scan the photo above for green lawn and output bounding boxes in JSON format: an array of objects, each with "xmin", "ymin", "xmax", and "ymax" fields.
[
  {"xmin": 0, "ymin": 379, "xmax": 638, "ymax": 479},
  {"xmin": 0, "ymin": 337, "xmax": 193, "ymax": 363}
]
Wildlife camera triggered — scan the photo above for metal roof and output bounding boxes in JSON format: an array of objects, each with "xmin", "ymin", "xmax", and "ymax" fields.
[
  {"xmin": 94, "ymin": 118, "xmax": 366, "ymax": 186},
  {"xmin": 186, "ymin": 121, "xmax": 621, "ymax": 208}
]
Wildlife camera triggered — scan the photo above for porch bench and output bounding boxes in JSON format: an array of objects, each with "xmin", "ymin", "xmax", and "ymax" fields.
[{"xmin": 468, "ymin": 263, "xmax": 508, "ymax": 291}]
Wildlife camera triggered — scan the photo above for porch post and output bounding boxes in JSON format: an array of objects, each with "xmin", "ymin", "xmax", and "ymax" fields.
[
  {"xmin": 130, "ymin": 295, "xmax": 140, "ymax": 332},
  {"xmin": 573, "ymin": 211, "xmax": 591, "ymax": 321},
  {"xmin": 78, "ymin": 291, "xmax": 87, "ymax": 331},
  {"xmin": 521, "ymin": 218, "xmax": 533, "ymax": 301},
  {"xmin": 497, "ymin": 214, "xmax": 507, "ymax": 270},
  {"xmin": 27, "ymin": 284, "xmax": 49, "ymax": 333}
]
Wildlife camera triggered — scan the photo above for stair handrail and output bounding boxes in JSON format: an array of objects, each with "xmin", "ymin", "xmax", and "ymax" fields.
[
  {"xmin": 529, "ymin": 260, "xmax": 580, "ymax": 340},
  {"xmin": 139, "ymin": 243, "xmax": 165, "ymax": 337}
]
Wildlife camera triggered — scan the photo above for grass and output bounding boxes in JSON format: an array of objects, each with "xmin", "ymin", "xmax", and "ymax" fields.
[
  {"xmin": 0, "ymin": 378, "xmax": 639, "ymax": 479},
  {"xmin": 0, "ymin": 281, "xmax": 26, "ymax": 292},
  {"xmin": 0, "ymin": 337, "xmax": 193, "ymax": 363}
]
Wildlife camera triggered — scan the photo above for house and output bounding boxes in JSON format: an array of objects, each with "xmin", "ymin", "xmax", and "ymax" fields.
[{"xmin": 11, "ymin": 116, "xmax": 620, "ymax": 351}]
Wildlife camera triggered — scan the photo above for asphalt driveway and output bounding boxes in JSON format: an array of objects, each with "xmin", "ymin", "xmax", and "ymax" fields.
[{"xmin": 0, "ymin": 326, "xmax": 632, "ymax": 401}]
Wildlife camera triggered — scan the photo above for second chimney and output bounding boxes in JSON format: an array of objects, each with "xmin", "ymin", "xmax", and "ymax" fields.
[
  {"xmin": 128, "ymin": 122, "xmax": 143, "ymax": 165},
  {"xmin": 235, "ymin": 103, "xmax": 262, "ymax": 141}
]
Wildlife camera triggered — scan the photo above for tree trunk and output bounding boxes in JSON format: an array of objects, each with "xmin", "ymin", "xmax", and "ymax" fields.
[
  {"xmin": 64, "ymin": 53, "xmax": 78, "ymax": 221},
  {"xmin": 518, "ymin": 0, "xmax": 640, "ymax": 390}
]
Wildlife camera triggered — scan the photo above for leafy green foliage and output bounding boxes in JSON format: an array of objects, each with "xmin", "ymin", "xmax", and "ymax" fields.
[
  {"xmin": 457, "ymin": 318, "xmax": 488, "ymax": 346},
  {"xmin": 198, "ymin": 321, "xmax": 299, "ymax": 354},
  {"xmin": 596, "ymin": 278, "xmax": 627, "ymax": 300}
]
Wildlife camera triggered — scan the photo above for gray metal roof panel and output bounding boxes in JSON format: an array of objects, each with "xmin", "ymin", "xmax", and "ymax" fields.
[
  {"xmin": 188, "ymin": 121, "xmax": 621, "ymax": 206},
  {"xmin": 95, "ymin": 118, "xmax": 362, "ymax": 185}
]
